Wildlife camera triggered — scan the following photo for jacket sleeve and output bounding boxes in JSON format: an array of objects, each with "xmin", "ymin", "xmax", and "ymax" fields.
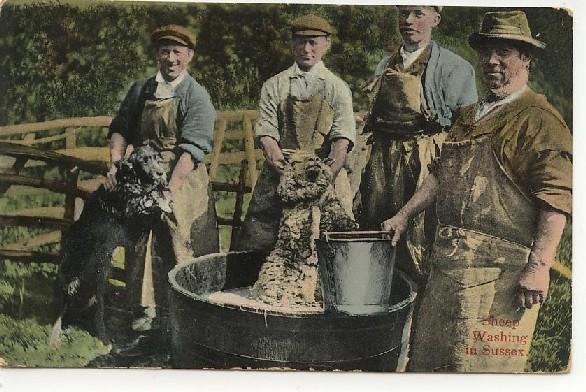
[
  {"xmin": 517, "ymin": 109, "xmax": 572, "ymax": 215},
  {"xmin": 255, "ymin": 79, "xmax": 281, "ymax": 142},
  {"xmin": 177, "ymin": 83, "xmax": 216, "ymax": 163},
  {"xmin": 108, "ymin": 80, "xmax": 145, "ymax": 142},
  {"xmin": 328, "ymin": 79, "xmax": 356, "ymax": 149},
  {"xmin": 444, "ymin": 61, "xmax": 478, "ymax": 111}
]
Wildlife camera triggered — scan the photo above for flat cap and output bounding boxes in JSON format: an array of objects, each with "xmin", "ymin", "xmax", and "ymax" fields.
[
  {"xmin": 290, "ymin": 14, "xmax": 335, "ymax": 36},
  {"xmin": 151, "ymin": 25, "xmax": 196, "ymax": 49}
]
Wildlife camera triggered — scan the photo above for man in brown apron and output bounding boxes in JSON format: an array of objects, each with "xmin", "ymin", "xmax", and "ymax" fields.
[
  {"xmin": 232, "ymin": 14, "xmax": 356, "ymax": 253},
  {"xmin": 358, "ymin": 6, "xmax": 477, "ymax": 282},
  {"xmin": 107, "ymin": 25, "xmax": 218, "ymax": 344},
  {"xmin": 382, "ymin": 11, "xmax": 572, "ymax": 372}
]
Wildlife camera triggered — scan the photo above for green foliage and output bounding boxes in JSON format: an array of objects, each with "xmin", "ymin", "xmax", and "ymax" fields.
[
  {"xmin": 528, "ymin": 275, "xmax": 572, "ymax": 372},
  {"xmin": 0, "ymin": 3, "xmax": 572, "ymax": 124},
  {"xmin": 0, "ymin": 314, "xmax": 110, "ymax": 367}
]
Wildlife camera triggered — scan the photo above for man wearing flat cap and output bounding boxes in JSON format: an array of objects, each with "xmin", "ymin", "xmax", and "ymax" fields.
[
  {"xmin": 358, "ymin": 5, "xmax": 477, "ymax": 283},
  {"xmin": 232, "ymin": 14, "xmax": 356, "ymax": 253},
  {"xmin": 382, "ymin": 10, "xmax": 572, "ymax": 372},
  {"xmin": 107, "ymin": 24, "xmax": 218, "ymax": 344}
]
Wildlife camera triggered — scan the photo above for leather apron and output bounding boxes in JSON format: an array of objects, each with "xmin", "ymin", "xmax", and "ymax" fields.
[
  {"xmin": 125, "ymin": 96, "xmax": 219, "ymax": 317},
  {"xmin": 233, "ymin": 86, "xmax": 353, "ymax": 253},
  {"xmin": 409, "ymin": 136, "xmax": 540, "ymax": 373},
  {"xmin": 359, "ymin": 60, "xmax": 444, "ymax": 280}
]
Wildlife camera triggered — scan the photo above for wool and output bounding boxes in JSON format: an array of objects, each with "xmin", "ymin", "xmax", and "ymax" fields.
[{"xmin": 251, "ymin": 155, "xmax": 357, "ymax": 307}]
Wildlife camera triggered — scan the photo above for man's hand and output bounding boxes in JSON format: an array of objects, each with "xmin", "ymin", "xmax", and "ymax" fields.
[
  {"xmin": 516, "ymin": 261, "xmax": 550, "ymax": 309},
  {"xmin": 381, "ymin": 212, "xmax": 409, "ymax": 247},
  {"xmin": 515, "ymin": 208, "xmax": 566, "ymax": 309},
  {"xmin": 106, "ymin": 132, "xmax": 127, "ymax": 191},
  {"xmin": 326, "ymin": 138, "xmax": 350, "ymax": 178},
  {"xmin": 104, "ymin": 164, "xmax": 118, "ymax": 191},
  {"xmin": 260, "ymin": 136, "xmax": 285, "ymax": 174},
  {"xmin": 168, "ymin": 152, "xmax": 196, "ymax": 196}
]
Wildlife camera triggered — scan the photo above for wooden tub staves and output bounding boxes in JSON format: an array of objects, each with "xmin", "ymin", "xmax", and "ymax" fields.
[{"xmin": 168, "ymin": 251, "xmax": 417, "ymax": 371}]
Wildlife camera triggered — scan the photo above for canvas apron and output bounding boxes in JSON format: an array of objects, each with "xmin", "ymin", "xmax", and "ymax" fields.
[
  {"xmin": 359, "ymin": 67, "xmax": 443, "ymax": 280},
  {"xmin": 125, "ymin": 97, "xmax": 219, "ymax": 319},
  {"xmin": 233, "ymin": 89, "xmax": 353, "ymax": 253},
  {"xmin": 409, "ymin": 136, "xmax": 540, "ymax": 373}
]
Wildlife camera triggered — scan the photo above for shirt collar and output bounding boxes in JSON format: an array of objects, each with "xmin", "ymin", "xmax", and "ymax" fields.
[
  {"xmin": 482, "ymin": 85, "xmax": 528, "ymax": 106},
  {"xmin": 290, "ymin": 61, "xmax": 326, "ymax": 79},
  {"xmin": 475, "ymin": 85, "xmax": 528, "ymax": 121},
  {"xmin": 155, "ymin": 70, "xmax": 187, "ymax": 89},
  {"xmin": 399, "ymin": 45, "xmax": 427, "ymax": 69}
]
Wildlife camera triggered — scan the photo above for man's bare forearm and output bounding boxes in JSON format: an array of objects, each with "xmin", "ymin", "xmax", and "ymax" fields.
[
  {"xmin": 328, "ymin": 138, "xmax": 350, "ymax": 177},
  {"xmin": 516, "ymin": 208, "xmax": 567, "ymax": 308},
  {"xmin": 109, "ymin": 132, "xmax": 127, "ymax": 163},
  {"xmin": 260, "ymin": 135, "xmax": 285, "ymax": 173},
  {"xmin": 397, "ymin": 173, "xmax": 439, "ymax": 219},
  {"xmin": 529, "ymin": 209, "xmax": 566, "ymax": 268},
  {"xmin": 168, "ymin": 152, "xmax": 196, "ymax": 194}
]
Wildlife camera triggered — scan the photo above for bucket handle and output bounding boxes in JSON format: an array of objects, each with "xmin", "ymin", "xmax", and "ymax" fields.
[{"xmin": 322, "ymin": 231, "xmax": 392, "ymax": 242}]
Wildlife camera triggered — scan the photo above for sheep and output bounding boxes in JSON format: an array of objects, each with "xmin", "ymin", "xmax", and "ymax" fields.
[
  {"xmin": 50, "ymin": 145, "xmax": 172, "ymax": 347},
  {"xmin": 251, "ymin": 153, "xmax": 358, "ymax": 307}
]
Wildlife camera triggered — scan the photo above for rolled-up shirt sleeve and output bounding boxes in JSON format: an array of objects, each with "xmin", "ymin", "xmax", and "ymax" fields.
[
  {"xmin": 517, "ymin": 109, "xmax": 572, "ymax": 215},
  {"xmin": 328, "ymin": 80, "xmax": 356, "ymax": 149},
  {"xmin": 255, "ymin": 80, "xmax": 281, "ymax": 142},
  {"xmin": 178, "ymin": 84, "xmax": 216, "ymax": 163}
]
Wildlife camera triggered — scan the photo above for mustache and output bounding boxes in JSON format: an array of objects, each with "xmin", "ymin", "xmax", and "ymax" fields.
[{"xmin": 399, "ymin": 27, "xmax": 418, "ymax": 32}]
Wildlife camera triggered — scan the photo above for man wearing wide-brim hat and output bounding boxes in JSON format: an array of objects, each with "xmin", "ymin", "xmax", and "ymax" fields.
[
  {"xmin": 358, "ymin": 5, "xmax": 478, "ymax": 284},
  {"xmin": 107, "ymin": 24, "xmax": 219, "ymax": 349},
  {"xmin": 232, "ymin": 14, "xmax": 356, "ymax": 253},
  {"xmin": 382, "ymin": 10, "xmax": 571, "ymax": 372}
]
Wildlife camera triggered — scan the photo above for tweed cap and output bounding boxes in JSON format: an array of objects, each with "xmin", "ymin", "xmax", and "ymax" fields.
[
  {"xmin": 469, "ymin": 11, "xmax": 545, "ymax": 50},
  {"xmin": 291, "ymin": 14, "xmax": 335, "ymax": 36},
  {"xmin": 151, "ymin": 25, "xmax": 196, "ymax": 49}
]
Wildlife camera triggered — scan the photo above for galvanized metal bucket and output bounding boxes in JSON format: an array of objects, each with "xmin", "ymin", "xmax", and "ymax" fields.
[{"xmin": 316, "ymin": 231, "xmax": 396, "ymax": 315}]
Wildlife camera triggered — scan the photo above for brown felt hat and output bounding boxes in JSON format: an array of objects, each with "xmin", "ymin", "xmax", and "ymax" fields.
[
  {"xmin": 469, "ymin": 11, "xmax": 545, "ymax": 50},
  {"xmin": 291, "ymin": 14, "xmax": 335, "ymax": 36},
  {"xmin": 151, "ymin": 25, "xmax": 197, "ymax": 49}
]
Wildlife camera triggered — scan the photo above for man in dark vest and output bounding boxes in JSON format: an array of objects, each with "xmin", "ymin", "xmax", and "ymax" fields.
[
  {"xmin": 382, "ymin": 10, "xmax": 572, "ymax": 372},
  {"xmin": 233, "ymin": 14, "xmax": 356, "ymax": 252},
  {"xmin": 107, "ymin": 25, "xmax": 218, "ymax": 345},
  {"xmin": 358, "ymin": 5, "xmax": 477, "ymax": 282}
]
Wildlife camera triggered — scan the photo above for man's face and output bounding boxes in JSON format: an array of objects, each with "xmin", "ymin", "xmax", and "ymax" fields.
[
  {"xmin": 477, "ymin": 42, "xmax": 530, "ymax": 95},
  {"xmin": 156, "ymin": 43, "xmax": 194, "ymax": 82},
  {"xmin": 397, "ymin": 6, "xmax": 440, "ymax": 49},
  {"xmin": 292, "ymin": 35, "xmax": 330, "ymax": 71}
]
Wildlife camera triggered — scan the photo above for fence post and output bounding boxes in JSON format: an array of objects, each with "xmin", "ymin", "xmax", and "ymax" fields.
[
  {"xmin": 242, "ymin": 114, "xmax": 258, "ymax": 190},
  {"xmin": 65, "ymin": 127, "xmax": 76, "ymax": 150},
  {"xmin": 61, "ymin": 166, "xmax": 80, "ymax": 251},
  {"xmin": 208, "ymin": 118, "xmax": 227, "ymax": 181},
  {"xmin": 229, "ymin": 159, "xmax": 248, "ymax": 249}
]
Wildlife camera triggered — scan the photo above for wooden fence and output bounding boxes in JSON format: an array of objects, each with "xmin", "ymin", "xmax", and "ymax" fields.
[
  {"xmin": 0, "ymin": 113, "xmax": 572, "ymax": 280},
  {"xmin": 0, "ymin": 112, "xmax": 263, "ymax": 264}
]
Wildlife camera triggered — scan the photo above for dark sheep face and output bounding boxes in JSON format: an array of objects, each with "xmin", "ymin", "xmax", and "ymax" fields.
[
  {"xmin": 123, "ymin": 146, "xmax": 168, "ymax": 185},
  {"xmin": 109, "ymin": 146, "xmax": 172, "ymax": 217}
]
